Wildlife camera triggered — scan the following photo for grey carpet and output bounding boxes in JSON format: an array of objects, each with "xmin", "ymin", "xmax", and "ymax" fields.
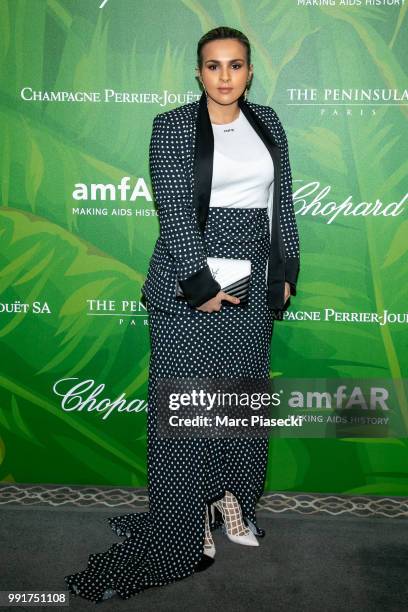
[{"xmin": 1, "ymin": 505, "xmax": 407, "ymax": 611}]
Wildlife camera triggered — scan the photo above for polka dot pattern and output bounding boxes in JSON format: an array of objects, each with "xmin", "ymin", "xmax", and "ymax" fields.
[
  {"xmin": 142, "ymin": 96, "xmax": 300, "ymax": 313},
  {"xmin": 64, "ymin": 207, "xmax": 273, "ymax": 602}
]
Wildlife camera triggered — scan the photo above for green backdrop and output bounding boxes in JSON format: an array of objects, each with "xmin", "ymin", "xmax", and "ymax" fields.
[{"xmin": 0, "ymin": 0, "xmax": 407, "ymax": 496}]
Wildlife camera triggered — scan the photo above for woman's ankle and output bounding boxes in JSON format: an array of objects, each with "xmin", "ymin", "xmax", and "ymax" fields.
[{"xmin": 221, "ymin": 491, "xmax": 250, "ymax": 537}]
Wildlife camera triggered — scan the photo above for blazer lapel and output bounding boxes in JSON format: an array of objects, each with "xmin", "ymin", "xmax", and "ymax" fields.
[
  {"xmin": 192, "ymin": 91, "xmax": 281, "ymax": 237},
  {"xmin": 238, "ymin": 98, "xmax": 283, "ymax": 262},
  {"xmin": 192, "ymin": 91, "xmax": 214, "ymax": 234}
]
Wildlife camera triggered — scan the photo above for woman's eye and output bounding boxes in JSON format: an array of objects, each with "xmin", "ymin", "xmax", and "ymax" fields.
[{"xmin": 206, "ymin": 63, "xmax": 242, "ymax": 70}]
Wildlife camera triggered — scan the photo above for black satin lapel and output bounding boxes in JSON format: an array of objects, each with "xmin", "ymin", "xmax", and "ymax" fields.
[
  {"xmin": 192, "ymin": 94, "xmax": 282, "ymax": 240},
  {"xmin": 239, "ymin": 98, "xmax": 281, "ymax": 232},
  {"xmin": 238, "ymin": 97, "xmax": 280, "ymax": 169},
  {"xmin": 239, "ymin": 98, "xmax": 286, "ymax": 309},
  {"xmin": 193, "ymin": 91, "xmax": 214, "ymax": 234},
  {"xmin": 238, "ymin": 98, "xmax": 280, "ymax": 148}
]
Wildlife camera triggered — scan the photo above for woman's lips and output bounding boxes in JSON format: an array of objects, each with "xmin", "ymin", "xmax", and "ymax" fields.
[{"xmin": 218, "ymin": 87, "xmax": 233, "ymax": 93}]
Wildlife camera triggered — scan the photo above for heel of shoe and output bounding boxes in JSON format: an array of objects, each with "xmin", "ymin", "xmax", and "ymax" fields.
[
  {"xmin": 246, "ymin": 517, "xmax": 266, "ymax": 538},
  {"xmin": 204, "ymin": 504, "xmax": 216, "ymax": 559},
  {"xmin": 195, "ymin": 553, "xmax": 215, "ymax": 573},
  {"xmin": 203, "ymin": 543, "xmax": 216, "ymax": 558},
  {"xmin": 210, "ymin": 503, "xmax": 215, "ymax": 524}
]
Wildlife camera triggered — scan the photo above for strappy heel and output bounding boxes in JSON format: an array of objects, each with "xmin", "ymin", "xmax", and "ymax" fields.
[
  {"xmin": 212, "ymin": 491, "xmax": 259, "ymax": 547},
  {"xmin": 203, "ymin": 504, "xmax": 216, "ymax": 558},
  {"xmin": 195, "ymin": 505, "xmax": 216, "ymax": 573}
]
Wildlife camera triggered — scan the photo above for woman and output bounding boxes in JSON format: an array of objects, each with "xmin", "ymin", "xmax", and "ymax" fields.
[{"xmin": 64, "ymin": 26, "xmax": 300, "ymax": 602}]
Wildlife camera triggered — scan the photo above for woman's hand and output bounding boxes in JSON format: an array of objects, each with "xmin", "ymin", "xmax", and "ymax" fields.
[
  {"xmin": 284, "ymin": 281, "xmax": 291, "ymax": 304},
  {"xmin": 195, "ymin": 291, "xmax": 240, "ymax": 313}
]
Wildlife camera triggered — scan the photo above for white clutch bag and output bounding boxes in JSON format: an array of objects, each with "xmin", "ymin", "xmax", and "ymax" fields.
[{"xmin": 176, "ymin": 257, "xmax": 252, "ymax": 304}]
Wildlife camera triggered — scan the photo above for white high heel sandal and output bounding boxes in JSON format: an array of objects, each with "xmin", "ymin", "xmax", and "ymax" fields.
[
  {"xmin": 203, "ymin": 504, "xmax": 216, "ymax": 558},
  {"xmin": 213, "ymin": 491, "xmax": 259, "ymax": 547}
]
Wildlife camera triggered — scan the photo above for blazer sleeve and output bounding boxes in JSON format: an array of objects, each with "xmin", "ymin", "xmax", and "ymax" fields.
[
  {"xmin": 273, "ymin": 111, "xmax": 300, "ymax": 296},
  {"xmin": 149, "ymin": 113, "xmax": 221, "ymax": 308}
]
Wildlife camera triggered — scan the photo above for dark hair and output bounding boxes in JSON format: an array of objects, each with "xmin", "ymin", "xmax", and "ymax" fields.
[{"xmin": 197, "ymin": 26, "xmax": 251, "ymax": 69}]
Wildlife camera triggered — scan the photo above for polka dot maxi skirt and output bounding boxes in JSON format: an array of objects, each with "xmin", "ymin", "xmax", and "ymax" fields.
[{"xmin": 64, "ymin": 207, "xmax": 274, "ymax": 602}]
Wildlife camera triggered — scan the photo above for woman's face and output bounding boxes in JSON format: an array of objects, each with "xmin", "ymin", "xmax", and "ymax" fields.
[{"xmin": 196, "ymin": 38, "xmax": 253, "ymax": 106}]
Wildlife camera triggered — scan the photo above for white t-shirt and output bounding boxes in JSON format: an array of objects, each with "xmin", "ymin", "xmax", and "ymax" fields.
[{"xmin": 209, "ymin": 109, "xmax": 274, "ymax": 208}]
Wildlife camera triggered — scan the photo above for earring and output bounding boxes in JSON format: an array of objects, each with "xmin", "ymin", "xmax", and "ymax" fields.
[
  {"xmin": 200, "ymin": 80, "xmax": 209, "ymax": 103},
  {"xmin": 244, "ymin": 80, "xmax": 251, "ymax": 101}
]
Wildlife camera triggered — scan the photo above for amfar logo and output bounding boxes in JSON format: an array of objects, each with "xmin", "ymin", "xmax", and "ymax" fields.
[{"xmin": 73, "ymin": 177, "xmax": 152, "ymax": 202}]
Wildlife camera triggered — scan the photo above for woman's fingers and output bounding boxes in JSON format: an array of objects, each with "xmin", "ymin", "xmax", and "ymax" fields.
[
  {"xmin": 196, "ymin": 294, "xmax": 222, "ymax": 312},
  {"xmin": 195, "ymin": 292, "xmax": 240, "ymax": 312},
  {"xmin": 284, "ymin": 281, "xmax": 291, "ymax": 304},
  {"xmin": 220, "ymin": 291, "xmax": 241, "ymax": 305}
]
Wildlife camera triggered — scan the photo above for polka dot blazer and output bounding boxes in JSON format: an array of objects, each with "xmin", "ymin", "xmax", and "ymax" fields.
[{"xmin": 142, "ymin": 91, "xmax": 300, "ymax": 313}]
